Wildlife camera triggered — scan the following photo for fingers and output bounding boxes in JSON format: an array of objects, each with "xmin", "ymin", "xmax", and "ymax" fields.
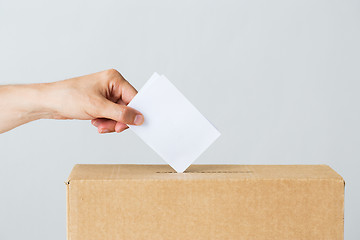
[
  {"xmin": 119, "ymin": 79, "xmax": 138, "ymax": 105},
  {"xmin": 89, "ymin": 69, "xmax": 142, "ymax": 134},
  {"xmin": 92, "ymin": 118, "xmax": 116, "ymax": 133},
  {"xmin": 91, "ymin": 118, "xmax": 129, "ymax": 133},
  {"xmin": 115, "ymin": 121, "xmax": 128, "ymax": 132},
  {"xmin": 99, "ymin": 100, "xmax": 144, "ymax": 126},
  {"xmin": 92, "ymin": 99, "xmax": 144, "ymax": 134}
]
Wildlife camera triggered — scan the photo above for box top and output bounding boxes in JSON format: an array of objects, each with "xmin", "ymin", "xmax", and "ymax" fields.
[{"xmin": 67, "ymin": 164, "xmax": 343, "ymax": 182}]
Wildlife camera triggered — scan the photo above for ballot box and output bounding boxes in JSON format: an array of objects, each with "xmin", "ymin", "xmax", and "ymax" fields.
[{"xmin": 66, "ymin": 164, "xmax": 344, "ymax": 240}]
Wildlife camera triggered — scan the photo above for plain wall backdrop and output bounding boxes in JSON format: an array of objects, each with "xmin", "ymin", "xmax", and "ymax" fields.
[{"xmin": 0, "ymin": 0, "xmax": 359, "ymax": 239}]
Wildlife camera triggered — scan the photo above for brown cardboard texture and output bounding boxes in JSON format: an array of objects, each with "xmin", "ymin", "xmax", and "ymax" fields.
[{"xmin": 66, "ymin": 164, "xmax": 344, "ymax": 240}]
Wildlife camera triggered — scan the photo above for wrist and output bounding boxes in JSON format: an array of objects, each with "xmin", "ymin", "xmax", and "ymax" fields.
[
  {"xmin": 31, "ymin": 82, "xmax": 66, "ymax": 120},
  {"xmin": 24, "ymin": 84, "xmax": 54, "ymax": 120},
  {"xmin": 13, "ymin": 83, "xmax": 61, "ymax": 121}
]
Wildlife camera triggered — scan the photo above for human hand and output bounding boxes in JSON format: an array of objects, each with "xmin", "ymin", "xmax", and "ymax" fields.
[
  {"xmin": 48, "ymin": 69, "xmax": 144, "ymax": 133},
  {"xmin": 0, "ymin": 69, "xmax": 142, "ymax": 134}
]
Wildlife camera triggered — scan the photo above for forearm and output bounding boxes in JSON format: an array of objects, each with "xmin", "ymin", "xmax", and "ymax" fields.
[{"xmin": 0, "ymin": 83, "xmax": 56, "ymax": 133}]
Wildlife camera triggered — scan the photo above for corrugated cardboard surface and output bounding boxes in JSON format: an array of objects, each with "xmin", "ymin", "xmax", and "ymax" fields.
[{"xmin": 66, "ymin": 165, "xmax": 344, "ymax": 240}]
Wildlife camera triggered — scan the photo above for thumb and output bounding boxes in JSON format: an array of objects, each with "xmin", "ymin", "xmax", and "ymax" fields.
[{"xmin": 99, "ymin": 100, "xmax": 144, "ymax": 126}]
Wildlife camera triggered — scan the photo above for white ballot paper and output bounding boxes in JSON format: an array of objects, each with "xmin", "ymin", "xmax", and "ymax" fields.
[{"xmin": 128, "ymin": 73, "xmax": 221, "ymax": 173}]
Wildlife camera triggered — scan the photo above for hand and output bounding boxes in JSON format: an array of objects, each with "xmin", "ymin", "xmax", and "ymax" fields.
[
  {"xmin": 49, "ymin": 69, "xmax": 144, "ymax": 133},
  {"xmin": 0, "ymin": 69, "xmax": 144, "ymax": 134}
]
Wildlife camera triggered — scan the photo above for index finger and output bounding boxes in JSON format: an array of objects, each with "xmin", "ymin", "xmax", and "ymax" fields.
[{"xmin": 120, "ymin": 79, "xmax": 138, "ymax": 105}]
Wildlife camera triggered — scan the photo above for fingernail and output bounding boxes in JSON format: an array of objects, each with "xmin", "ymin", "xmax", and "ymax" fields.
[
  {"xmin": 134, "ymin": 114, "xmax": 144, "ymax": 125},
  {"xmin": 99, "ymin": 128, "xmax": 110, "ymax": 134},
  {"xmin": 92, "ymin": 120, "xmax": 100, "ymax": 127},
  {"xmin": 115, "ymin": 124, "xmax": 122, "ymax": 133}
]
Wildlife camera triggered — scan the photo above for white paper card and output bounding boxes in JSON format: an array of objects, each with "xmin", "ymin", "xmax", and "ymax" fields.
[{"xmin": 128, "ymin": 73, "xmax": 221, "ymax": 173}]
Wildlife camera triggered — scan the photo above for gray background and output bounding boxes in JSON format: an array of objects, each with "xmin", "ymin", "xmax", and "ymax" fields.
[{"xmin": 0, "ymin": 0, "xmax": 359, "ymax": 239}]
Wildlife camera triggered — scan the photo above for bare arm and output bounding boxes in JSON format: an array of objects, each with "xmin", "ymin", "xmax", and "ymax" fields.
[{"xmin": 0, "ymin": 69, "xmax": 144, "ymax": 134}]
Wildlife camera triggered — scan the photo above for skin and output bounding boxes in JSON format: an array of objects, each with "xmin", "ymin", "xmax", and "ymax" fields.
[{"xmin": 0, "ymin": 69, "xmax": 144, "ymax": 134}]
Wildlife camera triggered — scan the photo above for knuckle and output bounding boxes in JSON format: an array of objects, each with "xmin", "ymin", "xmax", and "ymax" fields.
[
  {"xmin": 104, "ymin": 69, "xmax": 122, "ymax": 80},
  {"xmin": 106, "ymin": 68, "xmax": 119, "ymax": 76},
  {"xmin": 118, "ymin": 107, "xmax": 129, "ymax": 121},
  {"xmin": 102, "ymin": 69, "xmax": 126, "ymax": 88}
]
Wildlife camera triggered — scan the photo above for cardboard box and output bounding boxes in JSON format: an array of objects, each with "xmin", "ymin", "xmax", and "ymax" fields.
[{"xmin": 66, "ymin": 164, "xmax": 344, "ymax": 240}]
